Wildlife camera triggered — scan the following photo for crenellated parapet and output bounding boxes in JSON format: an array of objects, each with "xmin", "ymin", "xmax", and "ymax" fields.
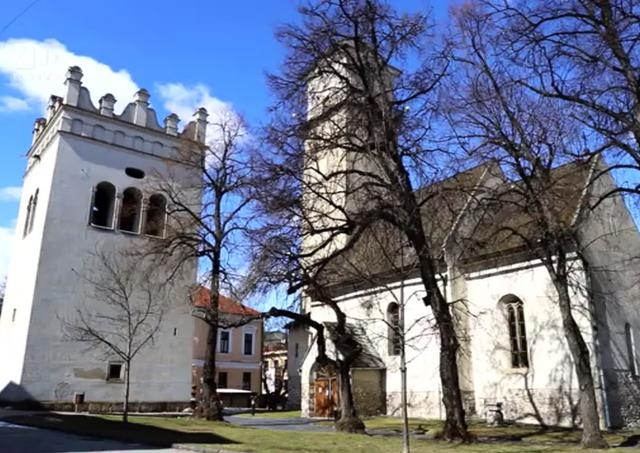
[{"xmin": 31, "ymin": 66, "xmax": 207, "ymax": 149}]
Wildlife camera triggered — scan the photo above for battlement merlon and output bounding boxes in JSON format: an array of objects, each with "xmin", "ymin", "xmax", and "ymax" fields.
[{"xmin": 30, "ymin": 66, "xmax": 208, "ymax": 148}]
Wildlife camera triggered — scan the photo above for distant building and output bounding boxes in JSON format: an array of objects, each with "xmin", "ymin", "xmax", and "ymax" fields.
[
  {"xmin": 263, "ymin": 331, "xmax": 288, "ymax": 396},
  {"xmin": 0, "ymin": 66, "xmax": 202, "ymax": 408},
  {"xmin": 192, "ymin": 287, "xmax": 263, "ymax": 407}
]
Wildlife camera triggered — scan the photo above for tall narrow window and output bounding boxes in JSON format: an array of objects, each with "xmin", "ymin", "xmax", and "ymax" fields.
[
  {"xmin": 118, "ymin": 187, "xmax": 142, "ymax": 233},
  {"xmin": 387, "ymin": 302, "xmax": 401, "ymax": 356},
  {"xmin": 144, "ymin": 194, "xmax": 166, "ymax": 237},
  {"xmin": 242, "ymin": 372, "xmax": 251, "ymax": 390},
  {"xmin": 502, "ymin": 295, "xmax": 529, "ymax": 368},
  {"xmin": 625, "ymin": 323, "xmax": 638, "ymax": 376},
  {"xmin": 90, "ymin": 182, "xmax": 116, "ymax": 228},
  {"xmin": 219, "ymin": 330, "xmax": 230, "ymax": 354},
  {"xmin": 23, "ymin": 195, "xmax": 33, "ymax": 237},
  {"xmin": 28, "ymin": 189, "xmax": 38, "ymax": 233},
  {"xmin": 218, "ymin": 372, "xmax": 228, "ymax": 388},
  {"xmin": 244, "ymin": 331, "xmax": 254, "ymax": 356}
]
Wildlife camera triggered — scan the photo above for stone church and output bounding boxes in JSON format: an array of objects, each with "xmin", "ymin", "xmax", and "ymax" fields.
[
  {"xmin": 0, "ymin": 67, "xmax": 203, "ymax": 407},
  {"xmin": 288, "ymin": 45, "xmax": 640, "ymax": 429}
]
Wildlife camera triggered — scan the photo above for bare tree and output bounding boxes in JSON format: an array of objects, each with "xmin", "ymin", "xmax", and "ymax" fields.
[
  {"xmin": 486, "ymin": 0, "xmax": 640, "ymax": 200},
  {"xmin": 445, "ymin": 4, "xmax": 608, "ymax": 447},
  {"xmin": 60, "ymin": 249, "xmax": 167, "ymax": 423},
  {"xmin": 149, "ymin": 110, "xmax": 256, "ymax": 420},
  {"xmin": 259, "ymin": 0, "xmax": 472, "ymax": 438}
]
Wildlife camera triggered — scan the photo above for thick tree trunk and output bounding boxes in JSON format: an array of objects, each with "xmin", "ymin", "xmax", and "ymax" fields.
[
  {"xmin": 123, "ymin": 360, "xmax": 130, "ymax": 424},
  {"xmin": 407, "ymin": 224, "xmax": 469, "ymax": 440},
  {"xmin": 201, "ymin": 318, "xmax": 223, "ymax": 420},
  {"xmin": 335, "ymin": 359, "xmax": 365, "ymax": 433},
  {"xmin": 199, "ymin": 256, "xmax": 224, "ymax": 421},
  {"xmin": 555, "ymin": 278, "xmax": 608, "ymax": 449}
]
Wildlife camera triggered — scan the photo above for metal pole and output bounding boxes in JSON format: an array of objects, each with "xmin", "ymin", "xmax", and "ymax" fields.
[{"xmin": 400, "ymin": 277, "xmax": 410, "ymax": 453}]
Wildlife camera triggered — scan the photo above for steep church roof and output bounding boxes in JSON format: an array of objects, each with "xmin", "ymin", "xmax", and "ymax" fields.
[{"xmin": 317, "ymin": 159, "xmax": 594, "ymax": 293}]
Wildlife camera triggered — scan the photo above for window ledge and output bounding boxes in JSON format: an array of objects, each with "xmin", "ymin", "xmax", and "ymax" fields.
[
  {"xmin": 89, "ymin": 223, "xmax": 115, "ymax": 231},
  {"xmin": 106, "ymin": 378, "xmax": 124, "ymax": 383},
  {"xmin": 118, "ymin": 229, "xmax": 141, "ymax": 236},
  {"xmin": 503, "ymin": 367, "xmax": 530, "ymax": 375}
]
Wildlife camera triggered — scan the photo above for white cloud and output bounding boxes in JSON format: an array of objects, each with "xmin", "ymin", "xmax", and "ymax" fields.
[
  {"xmin": 0, "ymin": 96, "xmax": 29, "ymax": 113},
  {"xmin": 0, "ymin": 186, "xmax": 21, "ymax": 202},
  {"xmin": 0, "ymin": 221, "xmax": 16, "ymax": 281},
  {"xmin": 156, "ymin": 82, "xmax": 241, "ymax": 140},
  {"xmin": 0, "ymin": 38, "xmax": 138, "ymax": 113}
]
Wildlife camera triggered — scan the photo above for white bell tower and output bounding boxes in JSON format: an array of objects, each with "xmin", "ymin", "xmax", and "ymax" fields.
[{"xmin": 0, "ymin": 66, "xmax": 204, "ymax": 406}]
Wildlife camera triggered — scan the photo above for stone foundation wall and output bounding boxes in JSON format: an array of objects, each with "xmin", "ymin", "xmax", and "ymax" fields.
[
  {"xmin": 479, "ymin": 388, "xmax": 581, "ymax": 427},
  {"xmin": 605, "ymin": 370, "xmax": 640, "ymax": 428},
  {"xmin": 287, "ymin": 375, "xmax": 301, "ymax": 410},
  {"xmin": 352, "ymin": 369, "xmax": 385, "ymax": 416},
  {"xmin": 38, "ymin": 400, "xmax": 191, "ymax": 413}
]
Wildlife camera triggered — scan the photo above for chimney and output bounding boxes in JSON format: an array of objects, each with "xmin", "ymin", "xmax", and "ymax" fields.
[
  {"xmin": 194, "ymin": 107, "xmax": 208, "ymax": 144},
  {"xmin": 164, "ymin": 113, "xmax": 179, "ymax": 136},
  {"xmin": 132, "ymin": 88, "xmax": 150, "ymax": 127},
  {"xmin": 99, "ymin": 93, "xmax": 116, "ymax": 117},
  {"xmin": 64, "ymin": 66, "xmax": 83, "ymax": 106}
]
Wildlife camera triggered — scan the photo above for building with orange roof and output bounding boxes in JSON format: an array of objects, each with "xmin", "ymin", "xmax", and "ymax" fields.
[{"xmin": 192, "ymin": 287, "xmax": 263, "ymax": 407}]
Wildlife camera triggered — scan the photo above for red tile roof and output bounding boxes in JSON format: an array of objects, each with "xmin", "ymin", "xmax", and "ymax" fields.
[{"xmin": 193, "ymin": 286, "xmax": 261, "ymax": 317}]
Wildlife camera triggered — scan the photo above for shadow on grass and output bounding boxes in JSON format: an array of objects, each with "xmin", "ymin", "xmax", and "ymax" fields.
[{"xmin": 3, "ymin": 412, "xmax": 237, "ymax": 449}]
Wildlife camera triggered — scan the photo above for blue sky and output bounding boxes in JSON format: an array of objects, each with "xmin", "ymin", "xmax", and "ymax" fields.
[{"xmin": 0, "ymin": 0, "xmax": 449, "ymax": 279}]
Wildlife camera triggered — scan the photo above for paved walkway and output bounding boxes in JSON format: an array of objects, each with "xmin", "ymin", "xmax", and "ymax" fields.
[
  {"xmin": 227, "ymin": 415, "xmax": 333, "ymax": 432},
  {"xmin": 0, "ymin": 420, "xmax": 185, "ymax": 453}
]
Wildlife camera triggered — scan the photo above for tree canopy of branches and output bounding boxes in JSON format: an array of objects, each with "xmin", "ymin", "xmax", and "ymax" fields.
[
  {"xmin": 486, "ymin": 0, "xmax": 640, "ymax": 201},
  {"xmin": 61, "ymin": 249, "xmax": 168, "ymax": 423},
  {"xmin": 444, "ymin": 3, "xmax": 609, "ymax": 447},
  {"xmin": 253, "ymin": 0, "xmax": 471, "ymax": 439},
  {"xmin": 150, "ymin": 110, "xmax": 256, "ymax": 420}
]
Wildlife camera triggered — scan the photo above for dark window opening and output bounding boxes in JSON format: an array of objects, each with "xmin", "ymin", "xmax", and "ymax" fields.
[
  {"xmin": 625, "ymin": 323, "xmax": 638, "ymax": 376},
  {"xmin": 504, "ymin": 296, "xmax": 529, "ymax": 368},
  {"xmin": 118, "ymin": 187, "xmax": 142, "ymax": 233},
  {"xmin": 125, "ymin": 167, "xmax": 145, "ymax": 179},
  {"xmin": 220, "ymin": 330, "xmax": 230, "ymax": 353},
  {"xmin": 242, "ymin": 372, "xmax": 251, "ymax": 390},
  {"xmin": 144, "ymin": 194, "xmax": 166, "ymax": 237},
  {"xmin": 107, "ymin": 363, "xmax": 122, "ymax": 380},
  {"xmin": 23, "ymin": 195, "xmax": 33, "ymax": 237},
  {"xmin": 387, "ymin": 302, "xmax": 401, "ymax": 356},
  {"xmin": 91, "ymin": 182, "xmax": 116, "ymax": 228},
  {"xmin": 218, "ymin": 372, "xmax": 228, "ymax": 389},
  {"xmin": 295, "ymin": 343, "xmax": 299, "ymax": 358},
  {"xmin": 28, "ymin": 189, "xmax": 38, "ymax": 234},
  {"xmin": 243, "ymin": 332, "xmax": 254, "ymax": 356}
]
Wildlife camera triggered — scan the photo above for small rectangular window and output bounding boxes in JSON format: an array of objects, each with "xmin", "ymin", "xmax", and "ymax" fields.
[
  {"xmin": 107, "ymin": 362, "xmax": 123, "ymax": 381},
  {"xmin": 243, "ymin": 332, "xmax": 254, "ymax": 356},
  {"xmin": 242, "ymin": 372, "xmax": 251, "ymax": 390},
  {"xmin": 295, "ymin": 343, "xmax": 299, "ymax": 358},
  {"xmin": 218, "ymin": 372, "xmax": 228, "ymax": 389},
  {"xmin": 219, "ymin": 330, "xmax": 230, "ymax": 354}
]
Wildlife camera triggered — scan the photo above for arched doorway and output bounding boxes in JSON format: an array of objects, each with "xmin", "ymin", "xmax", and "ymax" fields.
[{"xmin": 310, "ymin": 362, "xmax": 339, "ymax": 418}]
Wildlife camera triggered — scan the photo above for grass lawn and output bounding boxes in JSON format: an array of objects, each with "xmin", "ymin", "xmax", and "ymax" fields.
[
  {"xmin": 1, "ymin": 411, "xmax": 638, "ymax": 453},
  {"xmin": 236, "ymin": 410, "xmax": 302, "ymax": 419}
]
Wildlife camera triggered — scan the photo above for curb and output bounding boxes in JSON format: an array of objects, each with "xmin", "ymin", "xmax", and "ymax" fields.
[{"xmin": 172, "ymin": 444, "xmax": 248, "ymax": 453}]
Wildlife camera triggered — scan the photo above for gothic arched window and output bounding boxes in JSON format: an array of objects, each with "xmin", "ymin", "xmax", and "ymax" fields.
[
  {"xmin": 387, "ymin": 302, "xmax": 401, "ymax": 356},
  {"xmin": 118, "ymin": 187, "xmax": 142, "ymax": 233},
  {"xmin": 144, "ymin": 194, "xmax": 166, "ymax": 237},
  {"xmin": 90, "ymin": 182, "xmax": 116, "ymax": 228},
  {"xmin": 625, "ymin": 323, "xmax": 638, "ymax": 376},
  {"xmin": 502, "ymin": 295, "xmax": 529, "ymax": 368}
]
